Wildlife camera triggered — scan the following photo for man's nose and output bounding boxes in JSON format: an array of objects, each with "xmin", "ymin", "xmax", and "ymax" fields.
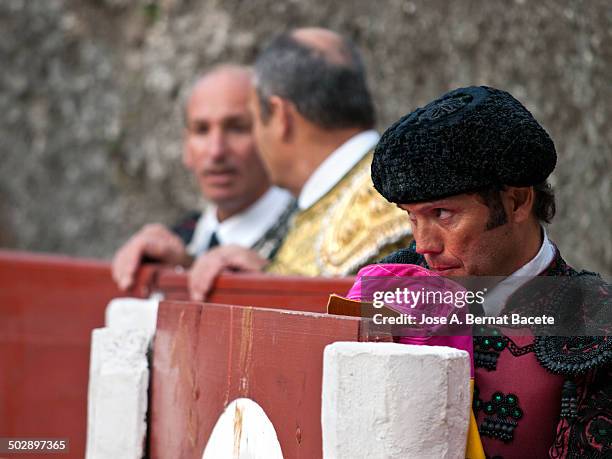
[
  {"xmin": 413, "ymin": 224, "xmax": 443, "ymax": 255},
  {"xmin": 207, "ymin": 129, "xmax": 228, "ymax": 160}
]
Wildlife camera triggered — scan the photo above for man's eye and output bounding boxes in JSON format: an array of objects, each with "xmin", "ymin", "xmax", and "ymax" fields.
[
  {"xmin": 227, "ymin": 122, "xmax": 251, "ymax": 133},
  {"xmin": 191, "ymin": 124, "xmax": 209, "ymax": 135},
  {"xmin": 434, "ymin": 209, "xmax": 452, "ymax": 219}
]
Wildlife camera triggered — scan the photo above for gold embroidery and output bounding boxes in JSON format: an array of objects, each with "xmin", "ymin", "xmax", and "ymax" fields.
[{"xmin": 266, "ymin": 152, "xmax": 412, "ymax": 276}]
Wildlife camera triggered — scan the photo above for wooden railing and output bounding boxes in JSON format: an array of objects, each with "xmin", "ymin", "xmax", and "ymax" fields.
[
  {"xmin": 0, "ymin": 250, "xmax": 355, "ymax": 459},
  {"xmin": 149, "ymin": 300, "xmax": 389, "ymax": 459},
  {"xmin": 0, "ymin": 251, "xmax": 139, "ymax": 459},
  {"xmin": 151, "ymin": 267, "xmax": 354, "ymax": 311}
]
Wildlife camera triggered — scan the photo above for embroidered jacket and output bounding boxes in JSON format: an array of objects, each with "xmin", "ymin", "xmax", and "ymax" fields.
[
  {"xmin": 381, "ymin": 243, "xmax": 611, "ymax": 458},
  {"xmin": 266, "ymin": 152, "xmax": 413, "ymax": 276}
]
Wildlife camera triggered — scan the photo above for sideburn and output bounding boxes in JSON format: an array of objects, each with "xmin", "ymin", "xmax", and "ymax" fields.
[{"xmin": 475, "ymin": 188, "xmax": 508, "ymax": 230}]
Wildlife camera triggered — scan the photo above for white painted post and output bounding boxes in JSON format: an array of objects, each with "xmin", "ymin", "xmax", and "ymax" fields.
[
  {"xmin": 86, "ymin": 328, "xmax": 150, "ymax": 459},
  {"xmin": 322, "ymin": 342, "xmax": 471, "ymax": 459},
  {"xmin": 86, "ymin": 297, "xmax": 160, "ymax": 459},
  {"xmin": 104, "ymin": 296, "xmax": 160, "ymax": 333}
]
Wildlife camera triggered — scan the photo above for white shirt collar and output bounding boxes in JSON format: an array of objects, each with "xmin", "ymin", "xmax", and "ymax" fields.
[
  {"xmin": 186, "ymin": 186, "xmax": 293, "ymax": 256},
  {"xmin": 297, "ymin": 130, "xmax": 380, "ymax": 210},
  {"xmin": 483, "ymin": 226, "xmax": 556, "ymax": 316}
]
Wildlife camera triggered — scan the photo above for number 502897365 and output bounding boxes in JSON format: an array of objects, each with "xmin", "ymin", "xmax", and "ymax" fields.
[{"xmin": 0, "ymin": 438, "xmax": 69, "ymax": 453}]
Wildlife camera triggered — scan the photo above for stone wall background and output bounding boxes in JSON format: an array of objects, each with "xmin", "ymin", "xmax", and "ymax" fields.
[{"xmin": 1, "ymin": 0, "xmax": 610, "ymax": 277}]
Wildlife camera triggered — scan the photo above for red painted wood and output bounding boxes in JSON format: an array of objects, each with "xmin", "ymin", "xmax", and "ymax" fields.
[
  {"xmin": 0, "ymin": 250, "xmax": 355, "ymax": 459},
  {"xmin": 0, "ymin": 250, "xmax": 151, "ymax": 459},
  {"xmin": 155, "ymin": 269, "xmax": 355, "ymax": 312},
  {"xmin": 150, "ymin": 301, "xmax": 369, "ymax": 459}
]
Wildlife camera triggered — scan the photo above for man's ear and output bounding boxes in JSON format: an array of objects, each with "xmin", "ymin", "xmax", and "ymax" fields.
[
  {"xmin": 268, "ymin": 95, "xmax": 294, "ymax": 142},
  {"xmin": 506, "ymin": 186, "xmax": 534, "ymax": 223}
]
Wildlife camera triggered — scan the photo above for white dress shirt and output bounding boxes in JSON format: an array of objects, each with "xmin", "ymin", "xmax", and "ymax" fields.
[
  {"xmin": 483, "ymin": 226, "xmax": 556, "ymax": 316},
  {"xmin": 186, "ymin": 186, "xmax": 293, "ymax": 256},
  {"xmin": 298, "ymin": 130, "xmax": 380, "ymax": 210}
]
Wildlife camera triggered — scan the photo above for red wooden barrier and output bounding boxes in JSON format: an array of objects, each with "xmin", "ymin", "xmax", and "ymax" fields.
[
  {"xmin": 0, "ymin": 250, "xmax": 355, "ymax": 458},
  {"xmin": 149, "ymin": 301, "xmax": 390, "ymax": 459},
  {"xmin": 0, "ymin": 250, "xmax": 150, "ymax": 458},
  {"xmin": 152, "ymin": 269, "xmax": 354, "ymax": 311}
]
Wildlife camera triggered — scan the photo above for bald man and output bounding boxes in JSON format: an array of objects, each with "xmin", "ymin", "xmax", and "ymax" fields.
[
  {"xmin": 112, "ymin": 65, "xmax": 295, "ymax": 290},
  {"xmin": 188, "ymin": 29, "xmax": 412, "ymax": 299}
]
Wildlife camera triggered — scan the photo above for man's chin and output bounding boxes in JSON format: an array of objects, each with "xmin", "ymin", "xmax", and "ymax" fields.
[{"xmin": 200, "ymin": 187, "xmax": 240, "ymax": 205}]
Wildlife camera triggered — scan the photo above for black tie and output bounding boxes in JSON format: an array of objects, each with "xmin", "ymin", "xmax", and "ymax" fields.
[{"xmin": 208, "ymin": 231, "xmax": 220, "ymax": 249}]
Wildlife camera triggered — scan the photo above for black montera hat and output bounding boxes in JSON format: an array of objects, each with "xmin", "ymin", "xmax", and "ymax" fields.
[{"xmin": 371, "ymin": 86, "xmax": 557, "ymax": 203}]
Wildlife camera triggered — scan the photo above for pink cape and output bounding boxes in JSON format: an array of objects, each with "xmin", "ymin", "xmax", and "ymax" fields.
[{"xmin": 347, "ymin": 263, "xmax": 474, "ymax": 376}]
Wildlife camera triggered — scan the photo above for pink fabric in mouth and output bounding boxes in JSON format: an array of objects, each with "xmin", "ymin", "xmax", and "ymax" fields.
[{"xmin": 346, "ymin": 263, "xmax": 474, "ymax": 376}]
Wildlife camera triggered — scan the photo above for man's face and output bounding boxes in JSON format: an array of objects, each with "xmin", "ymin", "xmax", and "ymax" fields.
[
  {"xmin": 399, "ymin": 193, "xmax": 516, "ymax": 277},
  {"xmin": 183, "ymin": 73, "xmax": 269, "ymax": 212},
  {"xmin": 249, "ymin": 88, "xmax": 289, "ymax": 189}
]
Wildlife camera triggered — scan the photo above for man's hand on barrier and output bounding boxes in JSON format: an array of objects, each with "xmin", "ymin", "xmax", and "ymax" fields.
[
  {"xmin": 112, "ymin": 223, "xmax": 190, "ymax": 290},
  {"xmin": 188, "ymin": 245, "xmax": 268, "ymax": 301}
]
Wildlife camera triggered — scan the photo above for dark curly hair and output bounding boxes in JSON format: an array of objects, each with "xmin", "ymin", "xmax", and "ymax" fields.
[{"xmin": 476, "ymin": 181, "xmax": 556, "ymax": 230}]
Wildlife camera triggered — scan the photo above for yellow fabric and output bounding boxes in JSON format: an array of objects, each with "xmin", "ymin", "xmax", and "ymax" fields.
[
  {"xmin": 266, "ymin": 152, "xmax": 412, "ymax": 276},
  {"xmin": 466, "ymin": 378, "xmax": 485, "ymax": 459}
]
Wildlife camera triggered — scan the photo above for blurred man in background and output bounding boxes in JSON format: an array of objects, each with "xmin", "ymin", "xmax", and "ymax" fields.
[
  {"xmin": 112, "ymin": 65, "xmax": 294, "ymax": 291},
  {"xmin": 187, "ymin": 28, "xmax": 412, "ymax": 299}
]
